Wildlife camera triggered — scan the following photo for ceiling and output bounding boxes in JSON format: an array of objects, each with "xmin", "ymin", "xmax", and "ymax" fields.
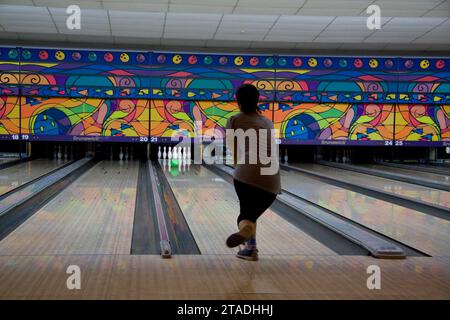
[{"xmin": 0, "ymin": 0, "xmax": 449, "ymax": 54}]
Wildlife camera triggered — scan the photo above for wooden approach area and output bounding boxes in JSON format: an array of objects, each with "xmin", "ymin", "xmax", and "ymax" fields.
[{"xmin": 0, "ymin": 255, "xmax": 448, "ymax": 299}]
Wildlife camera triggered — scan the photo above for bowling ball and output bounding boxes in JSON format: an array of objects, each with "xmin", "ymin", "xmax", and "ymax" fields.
[
  {"xmin": 369, "ymin": 58, "xmax": 378, "ymax": 68},
  {"xmin": 293, "ymin": 57, "xmax": 302, "ymax": 67},
  {"xmin": 55, "ymin": 50, "xmax": 65, "ymax": 61},
  {"xmin": 323, "ymin": 58, "xmax": 333, "ymax": 67},
  {"xmin": 170, "ymin": 166, "xmax": 179, "ymax": 176},
  {"xmin": 265, "ymin": 57, "xmax": 275, "ymax": 66},
  {"xmin": 157, "ymin": 54, "xmax": 166, "ymax": 63},
  {"xmin": 278, "ymin": 57, "xmax": 287, "ymax": 67},
  {"xmin": 219, "ymin": 56, "xmax": 228, "ymax": 65},
  {"xmin": 234, "ymin": 56, "xmax": 244, "ymax": 66},
  {"xmin": 384, "ymin": 59, "xmax": 394, "ymax": 68},
  {"xmin": 404, "ymin": 59, "xmax": 414, "ymax": 68},
  {"xmin": 249, "ymin": 56, "xmax": 259, "ymax": 66},
  {"xmin": 353, "ymin": 58, "xmax": 363, "ymax": 68},
  {"xmin": 284, "ymin": 113, "xmax": 320, "ymax": 140},
  {"xmin": 136, "ymin": 53, "xmax": 146, "ymax": 63},
  {"xmin": 120, "ymin": 53, "xmax": 130, "ymax": 62},
  {"xmin": 88, "ymin": 52, "xmax": 97, "ymax": 61},
  {"xmin": 39, "ymin": 50, "xmax": 49, "ymax": 60},
  {"xmin": 307, "ymin": 58, "xmax": 317, "ymax": 67},
  {"xmin": 188, "ymin": 55, "xmax": 197, "ymax": 64},
  {"xmin": 172, "ymin": 54, "xmax": 182, "ymax": 64},
  {"xmin": 22, "ymin": 49, "xmax": 32, "ymax": 59},
  {"xmin": 72, "ymin": 51, "xmax": 82, "ymax": 61},
  {"xmin": 171, "ymin": 159, "xmax": 179, "ymax": 166},
  {"xmin": 339, "ymin": 59, "xmax": 347, "ymax": 67},
  {"xmin": 420, "ymin": 59, "xmax": 429, "ymax": 69},
  {"xmin": 8, "ymin": 49, "xmax": 18, "ymax": 59},
  {"xmin": 33, "ymin": 109, "xmax": 71, "ymax": 135},
  {"xmin": 203, "ymin": 56, "xmax": 213, "ymax": 64},
  {"xmin": 104, "ymin": 52, "xmax": 114, "ymax": 62},
  {"xmin": 435, "ymin": 60, "xmax": 445, "ymax": 69}
]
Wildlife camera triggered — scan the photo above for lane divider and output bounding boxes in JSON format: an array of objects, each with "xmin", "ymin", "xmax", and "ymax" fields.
[
  {"xmin": 0, "ymin": 158, "xmax": 91, "ymax": 216},
  {"xmin": 282, "ymin": 164, "xmax": 449, "ymax": 221},
  {"xmin": 214, "ymin": 164, "xmax": 408, "ymax": 259},
  {"xmin": 318, "ymin": 160, "xmax": 450, "ymax": 192},
  {"xmin": 148, "ymin": 161, "xmax": 172, "ymax": 258}
]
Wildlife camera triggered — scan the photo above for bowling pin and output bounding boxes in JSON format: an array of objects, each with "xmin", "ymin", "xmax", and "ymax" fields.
[
  {"xmin": 187, "ymin": 146, "xmax": 191, "ymax": 160},
  {"xmin": 168, "ymin": 147, "xmax": 172, "ymax": 160},
  {"xmin": 173, "ymin": 147, "xmax": 178, "ymax": 160},
  {"xmin": 64, "ymin": 146, "xmax": 68, "ymax": 160},
  {"xmin": 158, "ymin": 146, "xmax": 162, "ymax": 159},
  {"xmin": 182, "ymin": 147, "xmax": 186, "ymax": 160},
  {"xmin": 284, "ymin": 149, "xmax": 288, "ymax": 164},
  {"xmin": 57, "ymin": 146, "xmax": 62, "ymax": 159},
  {"xmin": 163, "ymin": 146, "xmax": 167, "ymax": 159},
  {"xmin": 342, "ymin": 150, "xmax": 347, "ymax": 164},
  {"xmin": 53, "ymin": 146, "xmax": 57, "ymax": 159},
  {"xmin": 119, "ymin": 146, "xmax": 123, "ymax": 160}
]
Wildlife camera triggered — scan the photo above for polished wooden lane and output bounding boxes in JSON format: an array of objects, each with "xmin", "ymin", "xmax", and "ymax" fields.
[
  {"xmin": 162, "ymin": 164, "xmax": 336, "ymax": 256},
  {"xmin": 0, "ymin": 160, "xmax": 139, "ymax": 255},
  {"xmin": 0, "ymin": 254, "xmax": 448, "ymax": 299},
  {"xmin": 0, "ymin": 158, "xmax": 68, "ymax": 196},
  {"xmin": 0, "ymin": 158, "xmax": 18, "ymax": 165},
  {"xmin": 363, "ymin": 164, "xmax": 450, "ymax": 186},
  {"xmin": 280, "ymin": 170, "xmax": 450, "ymax": 257},
  {"xmin": 291, "ymin": 163, "xmax": 450, "ymax": 209}
]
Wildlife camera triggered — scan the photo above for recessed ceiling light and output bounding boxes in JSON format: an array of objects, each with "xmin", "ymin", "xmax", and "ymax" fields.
[{"xmin": 241, "ymin": 30, "xmax": 246, "ymax": 33}]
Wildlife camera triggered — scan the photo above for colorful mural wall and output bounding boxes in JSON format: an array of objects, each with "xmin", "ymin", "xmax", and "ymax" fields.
[
  {"xmin": 0, "ymin": 46, "xmax": 448, "ymax": 146},
  {"xmin": 20, "ymin": 97, "xmax": 149, "ymax": 142}
]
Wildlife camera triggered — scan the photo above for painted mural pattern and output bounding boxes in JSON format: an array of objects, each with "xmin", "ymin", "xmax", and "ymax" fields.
[{"xmin": 0, "ymin": 47, "xmax": 448, "ymax": 145}]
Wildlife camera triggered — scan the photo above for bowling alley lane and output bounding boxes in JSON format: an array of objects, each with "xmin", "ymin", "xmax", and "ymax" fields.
[
  {"xmin": 0, "ymin": 160, "xmax": 139, "ymax": 255},
  {"xmin": 0, "ymin": 158, "xmax": 17, "ymax": 165},
  {"xmin": 0, "ymin": 158, "xmax": 69, "ymax": 196},
  {"xmin": 290, "ymin": 163, "xmax": 450, "ymax": 209},
  {"xmin": 360, "ymin": 164, "xmax": 450, "ymax": 187},
  {"xmin": 161, "ymin": 163, "xmax": 336, "ymax": 256},
  {"xmin": 280, "ymin": 169, "xmax": 450, "ymax": 257}
]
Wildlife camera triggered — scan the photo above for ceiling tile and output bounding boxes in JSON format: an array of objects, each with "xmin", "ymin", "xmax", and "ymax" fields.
[
  {"xmin": 169, "ymin": 4, "xmax": 234, "ymax": 14},
  {"xmin": 205, "ymin": 39, "xmax": 252, "ymax": 48},
  {"xmin": 161, "ymin": 38, "xmax": 207, "ymax": 47},
  {"xmin": 34, "ymin": 0, "xmax": 102, "ymax": 9}
]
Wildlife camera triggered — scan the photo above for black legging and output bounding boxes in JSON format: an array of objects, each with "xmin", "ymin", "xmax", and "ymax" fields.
[{"xmin": 233, "ymin": 179, "xmax": 277, "ymax": 225}]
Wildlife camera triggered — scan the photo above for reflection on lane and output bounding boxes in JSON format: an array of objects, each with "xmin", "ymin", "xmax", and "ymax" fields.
[
  {"xmin": 0, "ymin": 159, "xmax": 68, "ymax": 196},
  {"xmin": 161, "ymin": 162, "xmax": 336, "ymax": 256},
  {"xmin": 0, "ymin": 160, "xmax": 139, "ymax": 256},
  {"xmin": 362, "ymin": 164, "xmax": 450, "ymax": 186},
  {"xmin": 281, "ymin": 170, "xmax": 450, "ymax": 257},
  {"xmin": 291, "ymin": 163, "xmax": 450, "ymax": 209},
  {"xmin": 0, "ymin": 158, "xmax": 18, "ymax": 165}
]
